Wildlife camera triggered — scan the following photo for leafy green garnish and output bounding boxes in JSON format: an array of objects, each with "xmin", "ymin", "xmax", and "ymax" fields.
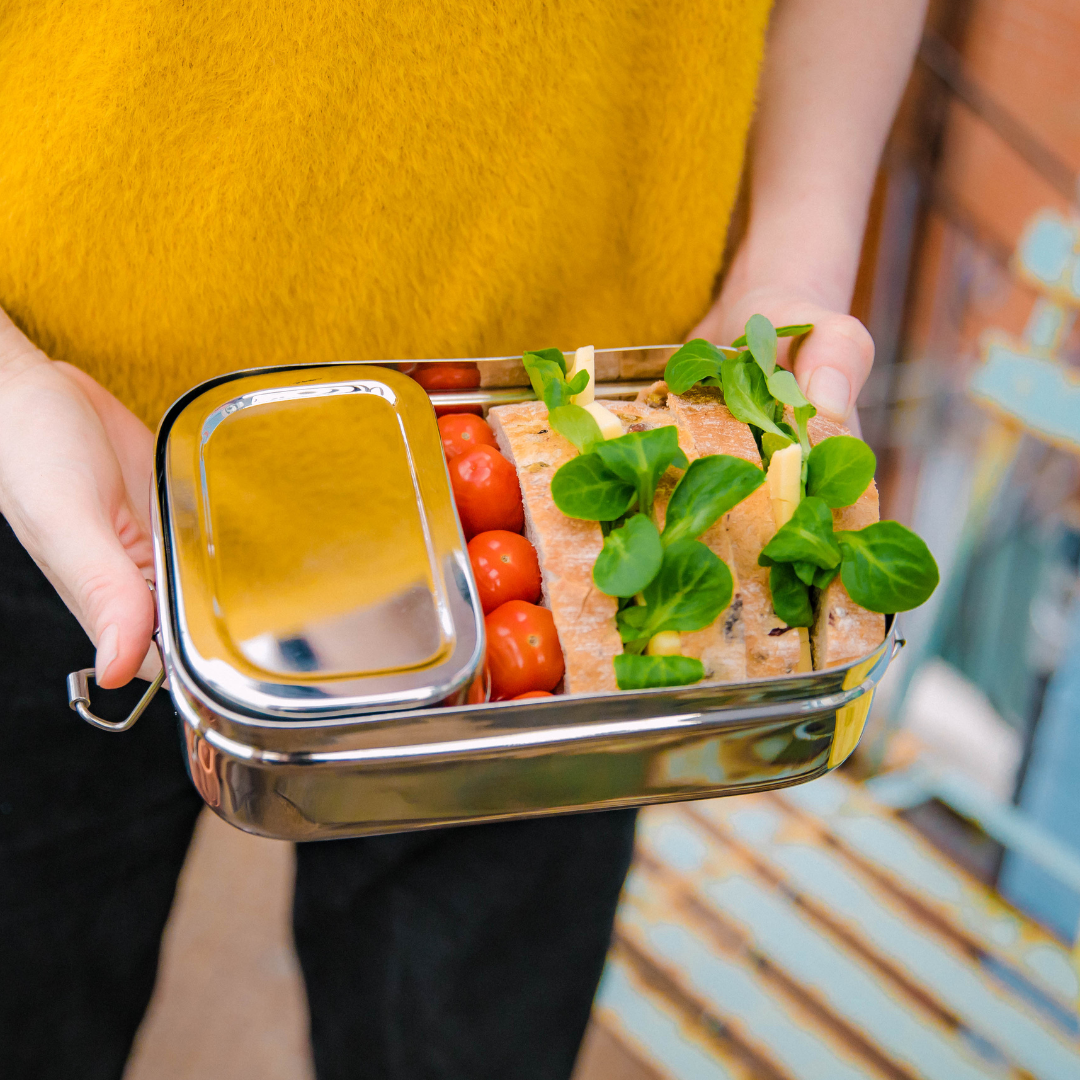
[
  {"xmin": 614, "ymin": 654, "xmax": 705, "ymax": 690},
  {"xmin": 550, "ymin": 454, "xmax": 635, "ymax": 521},
  {"xmin": 760, "ymin": 431, "xmax": 795, "ymax": 471},
  {"xmin": 660, "ymin": 455, "xmax": 765, "ymax": 548},
  {"xmin": 836, "ymin": 521, "xmax": 939, "ymax": 613},
  {"xmin": 805, "ymin": 436, "xmax": 876, "ymax": 508},
  {"xmin": 522, "ymin": 349, "xmax": 588, "ymax": 410},
  {"xmin": 731, "ymin": 322, "xmax": 814, "ymax": 348},
  {"xmin": 523, "ymin": 347, "xmax": 568, "ymax": 375},
  {"xmin": 745, "ymin": 314, "xmax": 778, "ymax": 376},
  {"xmin": 593, "ymin": 515, "xmax": 664, "ymax": 597},
  {"xmin": 548, "ymin": 404, "xmax": 603, "ymax": 455},
  {"xmin": 768, "ymin": 563, "xmax": 814, "ymax": 628},
  {"xmin": 758, "ymin": 496, "xmax": 841, "ymax": 570},
  {"xmin": 663, "ymin": 339, "xmax": 725, "ymax": 395},
  {"xmin": 720, "ymin": 354, "xmax": 789, "ymax": 440},
  {"xmin": 635, "ymin": 539, "xmax": 734, "ymax": 638},
  {"xmin": 592, "ymin": 426, "xmax": 688, "ymax": 518}
]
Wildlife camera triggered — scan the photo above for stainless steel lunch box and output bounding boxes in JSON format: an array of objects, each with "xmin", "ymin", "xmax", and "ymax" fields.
[{"xmin": 67, "ymin": 350, "xmax": 901, "ymax": 841}]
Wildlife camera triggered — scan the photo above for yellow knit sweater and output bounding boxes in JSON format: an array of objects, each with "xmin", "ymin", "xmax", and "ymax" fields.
[{"xmin": 0, "ymin": 0, "xmax": 771, "ymax": 426}]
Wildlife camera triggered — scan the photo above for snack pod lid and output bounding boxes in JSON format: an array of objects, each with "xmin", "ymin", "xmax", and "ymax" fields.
[{"xmin": 154, "ymin": 364, "xmax": 484, "ymax": 719}]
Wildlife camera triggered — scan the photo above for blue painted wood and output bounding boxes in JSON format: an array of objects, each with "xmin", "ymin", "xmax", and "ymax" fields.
[
  {"xmin": 717, "ymin": 810, "xmax": 1080, "ymax": 1079},
  {"xmin": 618, "ymin": 898, "xmax": 875, "ymax": 1080},
  {"xmin": 970, "ymin": 342, "xmax": 1080, "ymax": 451},
  {"xmin": 594, "ymin": 957, "xmax": 736, "ymax": 1080},
  {"xmin": 782, "ymin": 777, "xmax": 1080, "ymax": 1005},
  {"xmin": 638, "ymin": 813, "xmax": 1004, "ymax": 1080}
]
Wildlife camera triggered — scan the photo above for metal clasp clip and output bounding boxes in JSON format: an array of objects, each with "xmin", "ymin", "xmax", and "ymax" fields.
[{"xmin": 66, "ymin": 579, "xmax": 165, "ymax": 732}]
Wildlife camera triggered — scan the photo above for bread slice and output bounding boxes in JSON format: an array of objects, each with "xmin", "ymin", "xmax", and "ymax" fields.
[
  {"xmin": 666, "ymin": 386, "xmax": 802, "ymax": 678},
  {"xmin": 805, "ymin": 415, "xmax": 886, "ymax": 668},
  {"xmin": 487, "ymin": 402, "xmax": 623, "ymax": 693}
]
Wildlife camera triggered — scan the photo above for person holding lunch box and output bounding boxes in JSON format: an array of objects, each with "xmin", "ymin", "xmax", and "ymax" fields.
[{"xmin": 0, "ymin": 1, "xmax": 926, "ymax": 1076}]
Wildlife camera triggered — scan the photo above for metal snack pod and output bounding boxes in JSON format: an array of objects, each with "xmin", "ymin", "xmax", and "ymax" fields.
[{"xmin": 67, "ymin": 351, "xmax": 902, "ymax": 841}]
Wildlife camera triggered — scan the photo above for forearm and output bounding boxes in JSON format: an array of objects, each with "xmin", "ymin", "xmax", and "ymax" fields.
[{"xmin": 732, "ymin": 0, "xmax": 928, "ymax": 309}]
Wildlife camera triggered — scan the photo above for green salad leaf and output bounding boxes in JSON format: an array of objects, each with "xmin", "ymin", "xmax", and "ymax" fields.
[
  {"xmin": 615, "ymin": 604, "xmax": 650, "ymax": 643},
  {"xmin": 593, "ymin": 514, "xmax": 664, "ymax": 597},
  {"xmin": 614, "ymin": 654, "xmax": 705, "ymax": 690},
  {"xmin": 663, "ymin": 339, "xmax": 725, "ymax": 395},
  {"xmin": 720, "ymin": 355, "xmax": 789, "ymax": 440},
  {"xmin": 660, "ymin": 455, "xmax": 766, "ymax": 547},
  {"xmin": 550, "ymin": 454, "xmax": 636, "ymax": 521},
  {"xmin": 805, "ymin": 436, "xmax": 876, "ymax": 508},
  {"xmin": 592, "ymin": 426, "xmax": 688, "ymax": 517},
  {"xmin": 768, "ymin": 563, "xmax": 814, "ymax": 628},
  {"xmin": 758, "ymin": 496, "xmax": 841, "ymax": 570},
  {"xmin": 522, "ymin": 348, "xmax": 588, "ymax": 411},
  {"xmin": 637, "ymin": 539, "xmax": 734, "ymax": 637},
  {"xmin": 745, "ymin": 313, "xmax": 778, "ymax": 376},
  {"xmin": 732, "ymin": 322, "xmax": 814, "ymax": 348},
  {"xmin": 547, "ymin": 404, "xmax": 603, "ymax": 455},
  {"xmin": 836, "ymin": 521, "xmax": 939, "ymax": 613}
]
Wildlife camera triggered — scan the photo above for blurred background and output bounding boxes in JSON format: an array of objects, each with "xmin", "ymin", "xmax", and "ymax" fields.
[{"xmin": 124, "ymin": 1, "xmax": 1080, "ymax": 1077}]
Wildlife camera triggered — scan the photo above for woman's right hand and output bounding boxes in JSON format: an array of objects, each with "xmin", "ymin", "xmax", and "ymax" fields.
[{"xmin": 0, "ymin": 309, "xmax": 158, "ymax": 688}]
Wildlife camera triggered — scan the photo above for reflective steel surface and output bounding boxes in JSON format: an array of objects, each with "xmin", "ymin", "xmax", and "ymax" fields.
[
  {"xmin": 148, "ymin": 358, "xmax": 900, "ymax": 840},
  {"xmin": 157, "ymin": 365, "xmax": 484, "ymax": 717}
]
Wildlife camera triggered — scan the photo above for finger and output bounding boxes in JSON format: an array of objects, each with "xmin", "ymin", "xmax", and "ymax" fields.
[
  {"xmin": 26, "ymin": 501, "xmax": 155, "ymax": 688},
  {"xmin": 792, "ymin": 314, "xmax": 873, "ymax": 422}
]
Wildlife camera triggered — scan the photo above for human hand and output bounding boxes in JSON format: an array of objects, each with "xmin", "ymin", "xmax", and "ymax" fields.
[
  {"xmin": 689, "ymin": 285, "xmax": 874, "ymax": 426},
  {"xmin": 0, "ymin": 309, "xmax": 158, "ymax": 688}
]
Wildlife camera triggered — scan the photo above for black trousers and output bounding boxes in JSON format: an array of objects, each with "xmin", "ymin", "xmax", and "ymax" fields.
[{"xmin": 0, "ymin": 517, "xmax": 636, "ymax": 1080}]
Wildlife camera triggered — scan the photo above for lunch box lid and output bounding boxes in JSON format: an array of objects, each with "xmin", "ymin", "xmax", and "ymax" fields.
[{"xmin": 154, "ymin": 364, "xmax": 484, "ymax": 720}]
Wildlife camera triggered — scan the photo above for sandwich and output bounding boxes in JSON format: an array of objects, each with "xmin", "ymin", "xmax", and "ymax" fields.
[{"xmin": 487, "ymin": 319, "xmax": 938, "ymax": 695}]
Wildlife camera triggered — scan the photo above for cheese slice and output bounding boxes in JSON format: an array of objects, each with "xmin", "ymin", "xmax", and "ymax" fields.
[
  {"xmin": 583, "ymin": 400, "xmax": 623, "ymax": 440},
  {"xmin": 569, "ymin": 345, "xmax": 595, "ymax": 406},
  {"xmin": 767, "ymin": 442, "xmax": 802, "ymax": 529}
]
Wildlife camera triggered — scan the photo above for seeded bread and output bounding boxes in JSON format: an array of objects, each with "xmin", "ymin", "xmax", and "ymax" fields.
[
  {"xmin": 487, "ymin": 402, "xmax": 622, "ymax": 693},
  {"xmin": 665, "ymin": 386, "xmax": 802, "ymax": 677},
  {"xmin": 805, "ymin": 415, "xmax": 886, "ymax": 668}
]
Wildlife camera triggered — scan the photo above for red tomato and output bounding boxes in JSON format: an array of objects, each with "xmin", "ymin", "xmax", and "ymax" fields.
[
  {"xmin": 448, "ymin": 445, "xmax": 524, "ymax": 539},
  {"xmin": 439, "ymin": 414, "xmax": 498, "ymax": 460},
  {"xmin": 512, "ymin": 690, "xmax": 554, "ymax": 700},
  {"xmin": 468, "ymin": 530, "xmax": 542, "ymax": 613},
  {"xmin": 411, "ymin": 362, "xmax": 481, "ymax": 391},
  {"xmin": 434, "ymin": 404, "xmax": 485, "ymax": 418},
  {"xmin": 485, "ymin": 601, "xmax": 564, "ymax": 700}
]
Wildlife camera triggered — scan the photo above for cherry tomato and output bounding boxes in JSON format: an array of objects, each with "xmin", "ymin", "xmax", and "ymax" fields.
[
  {"xmin": 411, "ymin": 362, "xmax": 481, "ymax": 391},
  {"xmin": 439, "ymin": 414, "xmax": 498, "ymax": 460},
  {"xmin": 468, "ymin": 530, "xmax": 542, "ymax": 613},
  {"xmin": 448, "ymin": 445, "xmax": 524, "ymax": 539},
  {"xmin": 512, "ymin": 690, "xmax": 554, "ymax": 700},
  {"xmin": 434, "ymin": 403, "xmax": 484, "ymax": 418},
  {"xmin": 485, "ymin": 601, "xmax": 564, "ymax": 700}
]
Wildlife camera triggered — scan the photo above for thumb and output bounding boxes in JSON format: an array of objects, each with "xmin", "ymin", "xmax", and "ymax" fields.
[
  {"xmin": 792, "ymin": 314, "xmax": 874, "ymax": 423},
  {"xmin": 31, "ymin": 506, "xmax": 155, "ymax": 689}
]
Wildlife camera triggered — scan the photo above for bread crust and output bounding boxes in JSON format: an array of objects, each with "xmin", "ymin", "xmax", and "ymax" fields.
[
  {"xmin": 667, "ymin": 387, "xmax": 801, "ymax": 677},
  {"xmin": 488, "ymin": 402, "xmax": 621, "ymax": 693},
  {"xmin": 805, "ymin": 415, "xmax": 886, "ymax": 668}
]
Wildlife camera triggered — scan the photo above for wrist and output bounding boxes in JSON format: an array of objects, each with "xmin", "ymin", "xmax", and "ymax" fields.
[{"xmin": 728, "ymin": 200, "xmax": 866, "ymax": 314}]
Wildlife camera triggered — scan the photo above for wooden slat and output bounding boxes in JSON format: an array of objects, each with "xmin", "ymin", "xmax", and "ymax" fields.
[
  {"xmin": 619, "ymin": 858, "xmax": 908, "ymax": 1080},
  {"xmin": 635, "ymin": 808, "xmax": 1014, "ymax": 1080},
  {"xmin": 777, "ymin": 776, "xmax": 1080, "ymax": 1017},
  {"xmin": 592, "ymin": 954, "xmax": 739, "ymax": 1080},
  {"xmin": 689, "ymin": 797, "xmax": 1080, "ymax": 1080}
]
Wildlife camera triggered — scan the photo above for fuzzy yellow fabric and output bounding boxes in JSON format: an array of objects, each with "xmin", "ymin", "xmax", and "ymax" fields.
[{"xmin": 0, "ymin": 0, "xmax": 771, "ymax": 427}]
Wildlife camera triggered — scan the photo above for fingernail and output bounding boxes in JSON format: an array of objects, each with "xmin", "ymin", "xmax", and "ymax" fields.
[
  {"xmin": 95, "ymin": 624, "xmax": 119, "ymax": 684},
  {"xmin": 806, "ymin": 367, "xmax": 852, "ymax": 420}
]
